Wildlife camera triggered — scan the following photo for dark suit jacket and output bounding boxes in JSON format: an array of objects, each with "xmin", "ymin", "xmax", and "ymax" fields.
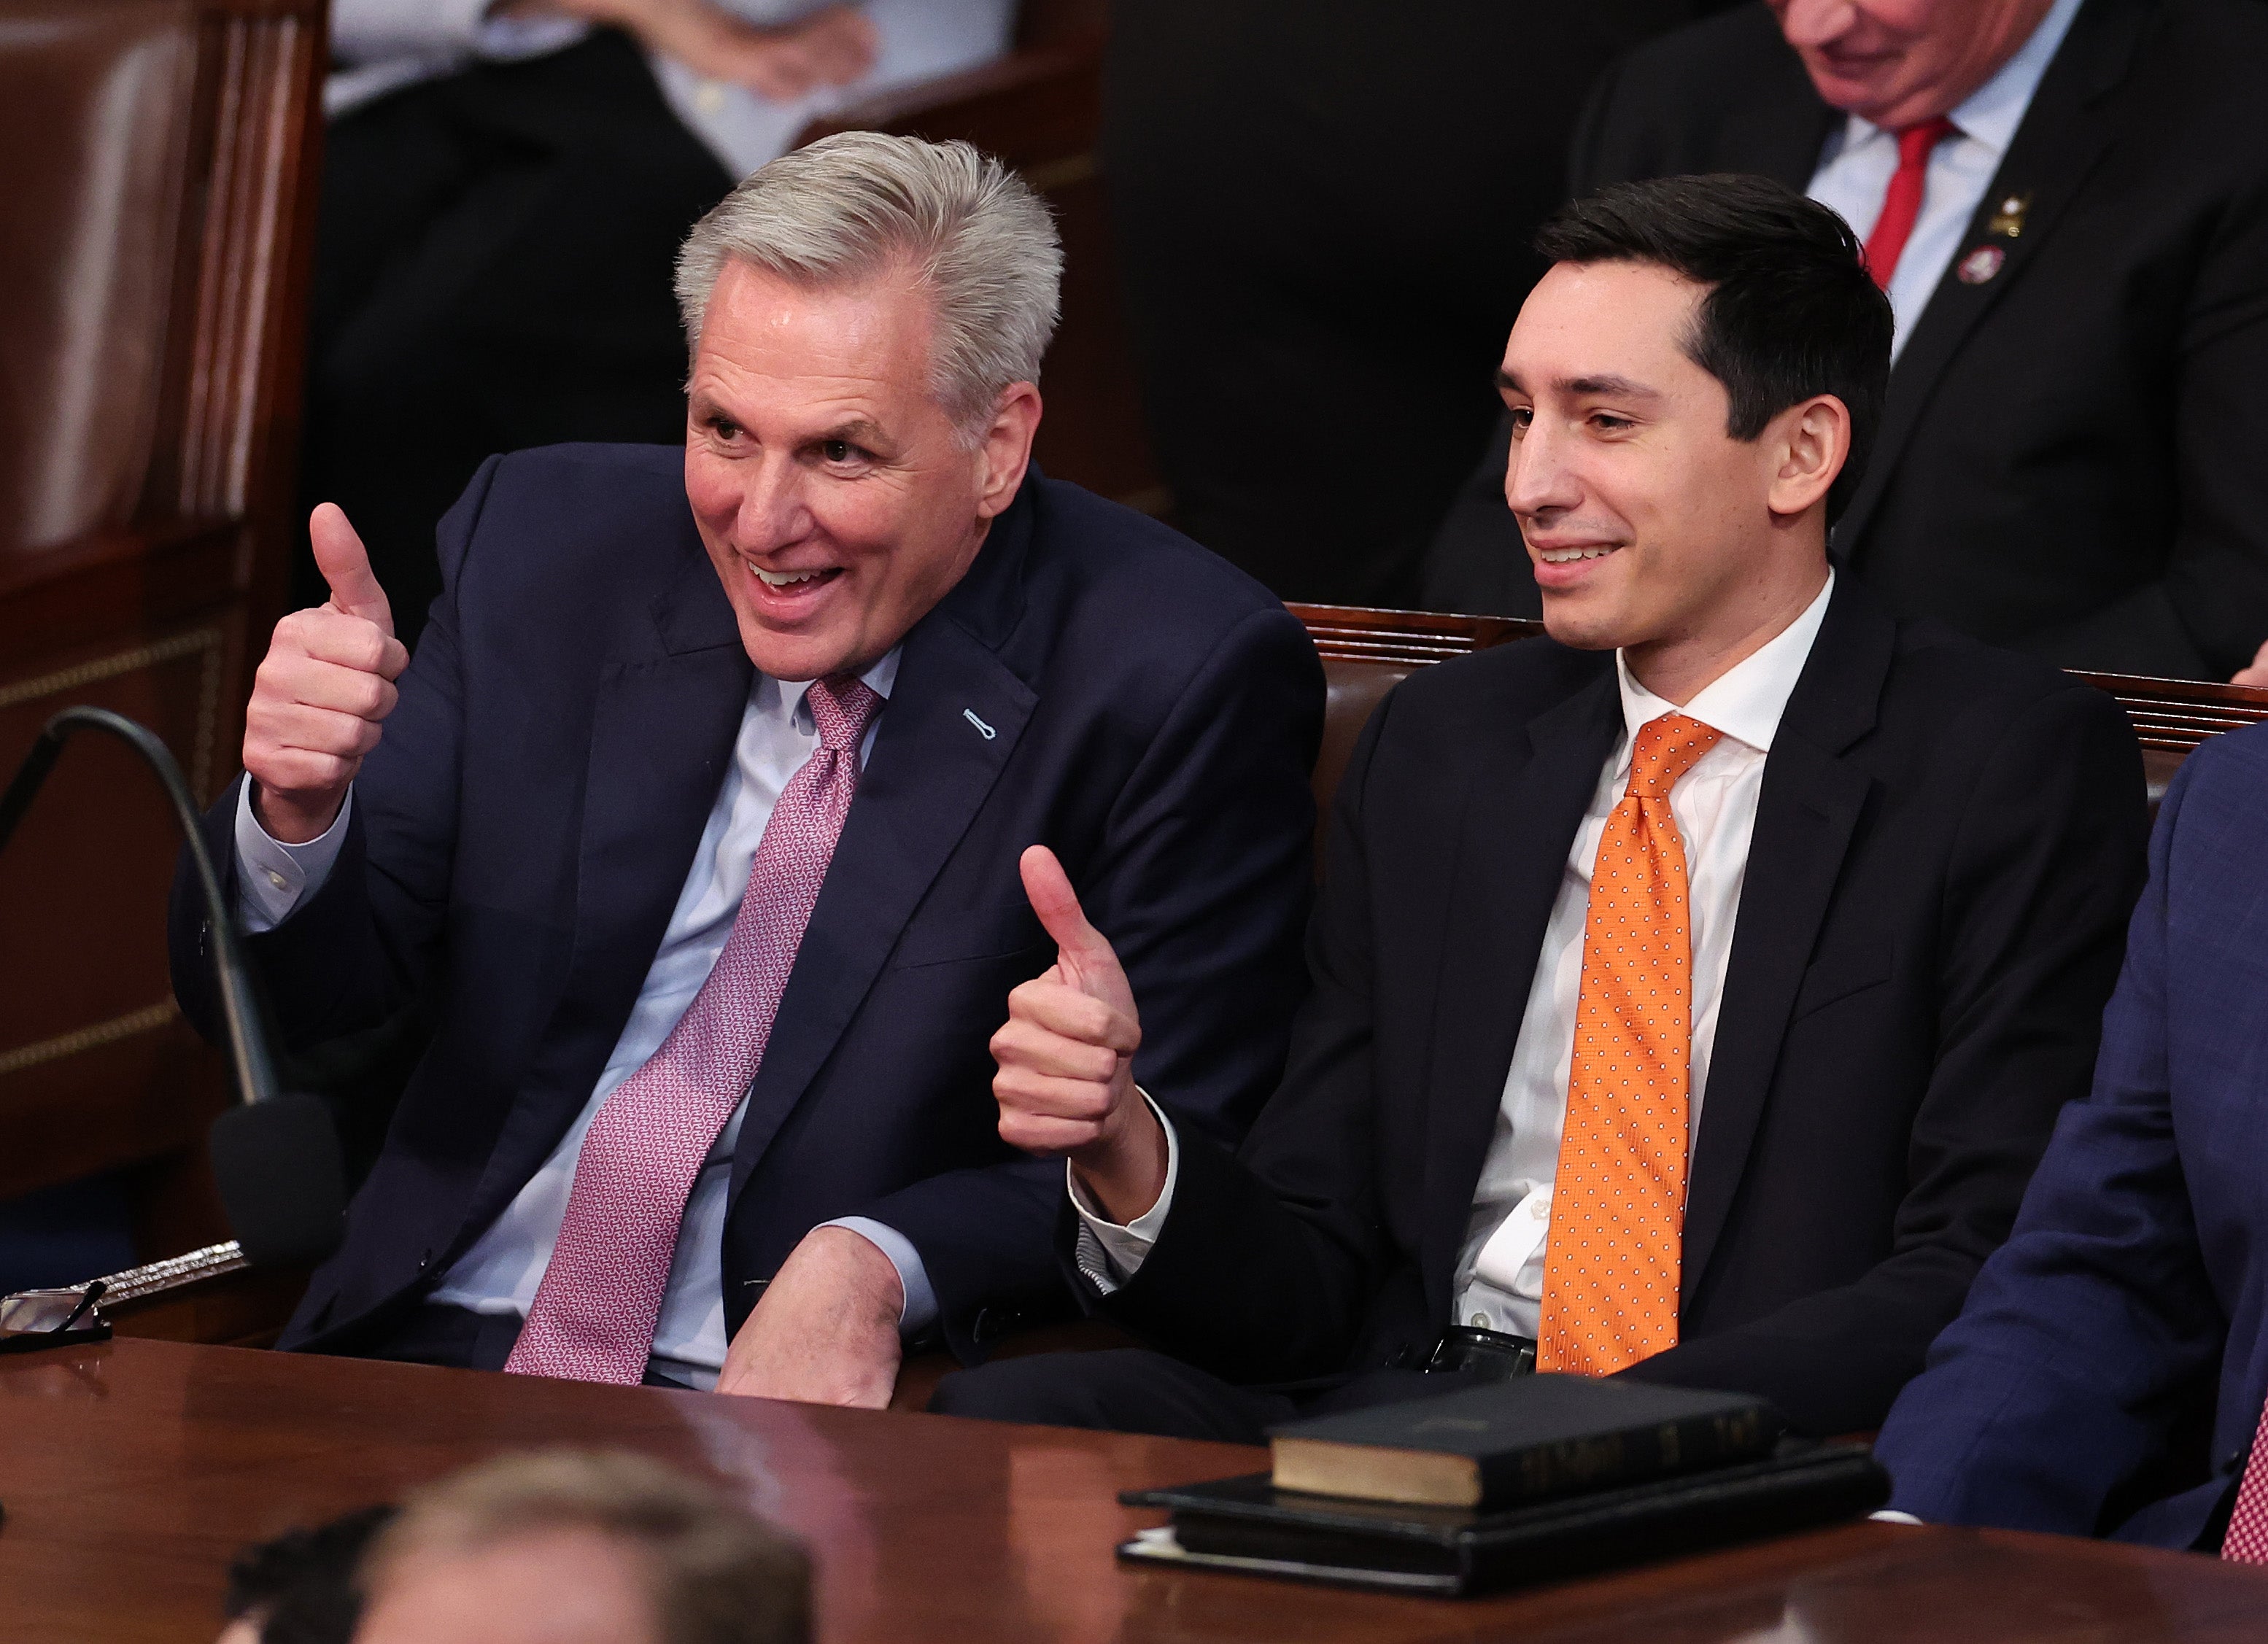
[
  {"xmin": 1876, "ymin": 725, "xmax": 2268, "ymax": 1549},
  {"xmin": 1080, "ymin": 578, "xmax": 2146, "ymax": 1436},
  {"xmin": 170, "ymin": 443, "xmax": 1324, "ymax": 1362},
  {"xmin": 1423, "ymin": 0, "xmax": 2268, "ymax": 681}
]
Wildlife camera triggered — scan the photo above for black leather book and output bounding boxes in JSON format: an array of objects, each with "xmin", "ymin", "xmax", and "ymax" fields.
[
  {"xmin": 1269, "ymin": 1373, "xmax": 1783, "ymax": 1509},
  {"xmin": 1119, "ymin": 1440, "xmax": 1890, "ymax": 1597}
]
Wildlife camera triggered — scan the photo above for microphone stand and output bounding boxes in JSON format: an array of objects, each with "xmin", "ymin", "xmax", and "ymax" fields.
[
  {"xmin": 1, "ymin": 707, "xmax": 282, "ymax": 1109},
  {"xmin": 0, "ymin": 706, "xmax": 341, "ymax": 1267}
]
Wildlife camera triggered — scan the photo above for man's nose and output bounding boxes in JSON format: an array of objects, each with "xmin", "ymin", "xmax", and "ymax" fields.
[
  {"xmin": 1505, "ymin": 420, "xmax": 1582, "ymax": 521},
  {"xmin": 733, "ymin": 456, "xmax": 811, "ymax": 549},
  {"xmin": 1775, "ymin": 0, "xmax": 1857, "ymax": 48}
]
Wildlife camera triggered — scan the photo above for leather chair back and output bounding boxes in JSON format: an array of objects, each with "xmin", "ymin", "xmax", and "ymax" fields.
[
  {"xmin": 0, "ymin": 0, "xmax": 323, "ymax": 1254},
  {"xmin": 0, "ymin": 0, "xmax": 200, "ymax": 554},
  {"xmin": 1290, "ymin": 606, "xmax": 2268, "ymax": 837}
]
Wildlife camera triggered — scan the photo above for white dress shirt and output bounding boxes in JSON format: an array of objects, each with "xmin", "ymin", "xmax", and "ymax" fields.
[
  {"xmin": 325, "ymin": 0, "xmax": 1013, "ymax": 182},
  {"xmin": 236, "ymin": 648, "xmax": 930, "ymax": 1390},
  {"xmin": 1075, "ymin": 575, "xmax": 1838, "ymax": 1340},
  {"xmin": 1805, "ymin": 0, "xmax": 2081, "ymax": 360}
]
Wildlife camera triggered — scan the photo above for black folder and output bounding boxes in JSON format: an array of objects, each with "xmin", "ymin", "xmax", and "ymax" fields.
[{"xmin": 1118, "ymin": 1439, "xmax": 1889, "ymax": 1597}]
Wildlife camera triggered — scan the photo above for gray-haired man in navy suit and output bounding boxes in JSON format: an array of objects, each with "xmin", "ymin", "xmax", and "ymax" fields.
[{"xmin": 171, "ymin": 132, "xmax": 1323, "ymax": 1405}]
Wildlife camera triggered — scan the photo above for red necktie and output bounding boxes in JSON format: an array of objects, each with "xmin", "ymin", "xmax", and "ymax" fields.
[
  {"xmin": 2224, "ymin": 1403, "xmax": 2268, "ymax": 1562},
  {"xmin": 505, "ymin": 675, "xmax": 883, "ymax": 1384},
  {"xmin": 1862, "ymin": 116, "xmax": 1957, "ymax": 289}
]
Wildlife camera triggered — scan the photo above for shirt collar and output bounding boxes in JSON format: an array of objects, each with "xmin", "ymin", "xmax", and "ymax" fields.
[
  {"xmin": 1614, "ymin": 571, "xmax": 1834, "ymax": 756},
  {"xmin": 757, "ymin": 644, "xmax": 902, "ymax": 731},
  {"xmin": 1835, "ymin": 0, "xmax": 2083, "ymax": 161}
]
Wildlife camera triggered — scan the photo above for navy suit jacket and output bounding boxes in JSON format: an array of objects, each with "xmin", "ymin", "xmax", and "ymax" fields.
[
  {"xmin": 1877, "ymin": 724, "xmax": 2268, "ymax": 1548},
  {"xmin": 170, "ymin": 443, "xmax": 1323, "ymax": 1362},
  {"xmin": 1081, "ymin": 578, "xmax": 2147, "ymax": 1436}
]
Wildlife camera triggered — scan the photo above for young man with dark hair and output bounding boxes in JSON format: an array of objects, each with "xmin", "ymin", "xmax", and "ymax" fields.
[{"xmin": 932, "ymin": 173, "xmax": 2148, "ymax": 1442}]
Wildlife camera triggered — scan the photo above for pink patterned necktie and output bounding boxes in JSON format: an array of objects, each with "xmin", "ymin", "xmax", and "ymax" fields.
[
  {"xmin": 505, "ymin": 674, "xmax": 883, "ymax": 1384},
  {"xmin": 2224, "ymin": 1402, "xmax": 2268, "ymax": 1562}
]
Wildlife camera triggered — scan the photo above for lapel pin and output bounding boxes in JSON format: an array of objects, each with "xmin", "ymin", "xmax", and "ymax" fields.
[
  {"xmin": 1986, "ymin": 192, "xmax": 2030, "ymax": 238},
  {"xmin": 962, "ymin": 708, "xmax": 996, "ymax": 740},
  {"xmin": 1957, "ymin": 244, "xmax": 2006, "ymax": 285}
]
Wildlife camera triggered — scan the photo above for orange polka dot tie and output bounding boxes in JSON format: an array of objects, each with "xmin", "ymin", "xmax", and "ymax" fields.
[{"xmin": 1537, "ymin": 712, "xmax": 1722, "ymax": 1378}]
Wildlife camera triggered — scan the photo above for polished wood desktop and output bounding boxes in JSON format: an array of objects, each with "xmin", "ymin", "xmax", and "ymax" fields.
[{"xmin": 4, "ymin": 1338, "xmax": 2267, "ymax": 1642}]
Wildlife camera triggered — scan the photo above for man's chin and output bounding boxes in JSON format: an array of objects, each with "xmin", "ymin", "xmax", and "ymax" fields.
[
  {"xmin": 1538, "ymin": 586, "xmax": 1636, "ymax": 655},
  {"xmin": 735, "ymin": 616, "xmax": 862, "ymax": 683}
]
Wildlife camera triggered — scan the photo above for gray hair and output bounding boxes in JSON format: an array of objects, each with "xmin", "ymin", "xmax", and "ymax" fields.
[
  {"xmin": 362, "ymin": 1450, "xmax": 809, "ymax": 1644},
  {"xmin": 674, "ymin": 131, "xmax": 1061, "ymax": 434}
]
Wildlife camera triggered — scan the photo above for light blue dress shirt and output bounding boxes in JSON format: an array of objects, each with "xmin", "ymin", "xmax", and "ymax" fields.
[
  {"xmin": 234, "ymin": 647, "xmax": 934, "ymax": 1389},
  {"xmin": 1804, "ymin": 0, "xmax": 2082, "ymax": 360}
]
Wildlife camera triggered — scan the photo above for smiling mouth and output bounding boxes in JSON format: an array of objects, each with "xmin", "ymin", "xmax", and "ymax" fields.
[{"xmin": 1537, "ymin": 546, "xmax": 1621, "ymax": 563}]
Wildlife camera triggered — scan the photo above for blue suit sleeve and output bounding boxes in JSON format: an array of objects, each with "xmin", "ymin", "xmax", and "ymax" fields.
[{"xmin": 1874, "ymin": 753, "xmax": 2228, "ymax": 1535}]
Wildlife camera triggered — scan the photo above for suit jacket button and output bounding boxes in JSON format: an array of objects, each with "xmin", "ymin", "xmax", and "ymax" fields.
[
  {"xmin": 418, "ymin": 1249, "xmax": 433, "ymax": 1271},
  {"xmin": 972, "ymin": 1307, "xmax": 999, "ymax": 1344}
]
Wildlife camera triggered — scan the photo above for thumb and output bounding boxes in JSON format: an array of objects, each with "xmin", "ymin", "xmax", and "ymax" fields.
[
  {"xmin": 310, "ymin": 503, "xmax": 394, "ymax": 637},
  {"xmin": 1019, "ymin": 845, "xmax": 1132, "ymax": 1012}
]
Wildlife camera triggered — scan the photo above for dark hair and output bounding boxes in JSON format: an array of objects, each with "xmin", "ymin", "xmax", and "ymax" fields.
[
  {"xmin": 1536, "ymin": 174, "xmax": 1892, "ymax": 522},
  {"xmin": 225, "ymin": 1504, "xmax": 398, "ymax": 1644}
]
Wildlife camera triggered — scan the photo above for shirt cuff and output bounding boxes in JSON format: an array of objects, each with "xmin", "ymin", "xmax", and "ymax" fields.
[
  {"xmin": 233, "ymin": 781, "xmax": 353, "ymax": 934},
  {"xmin": 819, "ymin": 1217, "xmax": 939, "ymax": 1338},
  {"xmin": 1869, "ymin": 1510, "xmax": 1925, "ymax": 1526},
  {"xmin": 1067, "ymin": 1091, "xmax": 1180, "ymax": 1296}
]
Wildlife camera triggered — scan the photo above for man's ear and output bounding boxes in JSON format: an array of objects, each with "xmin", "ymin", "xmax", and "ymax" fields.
[
  {"xmin": 1765, "ymin": 392, "xmax": 1851, "ymax": 520},
  {"xmin": 975, "ymin": 382, "xmax": 1044, "ymax": 519}
]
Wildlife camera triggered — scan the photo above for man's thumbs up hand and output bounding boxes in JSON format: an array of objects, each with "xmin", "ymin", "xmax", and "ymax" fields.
[
  {"xmin": 1021, "ymin": 843, "xmax": 1138, "ymax": 1020},
  {"xmin": 243, "ymin": 504, "xmax": 411, "ymax": 845},
  {"xmin": 991, "ymin": 847, "xmax": 1169, "ymax": 1222},
  {"xmin": 311, "ymin": 501, "xmax": 395, "ymax": 634}
]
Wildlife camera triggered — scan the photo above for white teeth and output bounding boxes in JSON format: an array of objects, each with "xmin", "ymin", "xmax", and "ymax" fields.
[
  {"xmin": 755, "ymin": 567, "xmax": 826, "ymax": 587},
  {"xmin": 1539, "ymin": 546, "xmax": 1619, "ymax": 564}
]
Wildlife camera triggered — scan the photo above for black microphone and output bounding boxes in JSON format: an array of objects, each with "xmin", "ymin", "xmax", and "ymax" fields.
[{"xmin": 0, "ymin": 706, "xmax": 344, "ymax": 1267}]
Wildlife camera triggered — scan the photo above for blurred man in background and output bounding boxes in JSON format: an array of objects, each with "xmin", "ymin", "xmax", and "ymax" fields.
[
  {"xmin": 1425, "ymin": 0, "xmax": 2268, "ymax": 682},
  {"xmin": 307, "ymin": 0, "xmax": 1015, "ymax": 646},
  {"xmin": 353, "ymin": 1451, "xmax": 808, "ymax": 1644}
]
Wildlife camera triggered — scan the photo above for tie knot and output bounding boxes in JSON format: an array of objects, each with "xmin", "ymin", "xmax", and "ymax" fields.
[
  {"xmin": 807, "ymin": 675, "xmax": 883, "ymax": 752},
  {"xmin": 1626, "ymin": 713, "xmax": 1722, "ymax": 800},
  {"xmin": 1894, "ymin": 115, "xmax": 1958, "ymax": 168}
]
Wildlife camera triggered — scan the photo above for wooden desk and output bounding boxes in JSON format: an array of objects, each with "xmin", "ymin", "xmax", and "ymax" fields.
[{"xmin": 4, "ymin": 1338, "xmax": 2266, "ymax": 1642}]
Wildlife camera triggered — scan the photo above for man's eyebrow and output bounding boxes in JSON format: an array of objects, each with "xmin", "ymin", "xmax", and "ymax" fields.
[
  {"xmin": 1560, "ymin": 373, "xmax": 1661, "ymax": 400},
  {"xmin": 817, "ymin": 418, "xmax": 889, "ymax": 446},
  {"xmin": 1495, "ymin": 369, "xmax": 1663, "ymax": 400}
]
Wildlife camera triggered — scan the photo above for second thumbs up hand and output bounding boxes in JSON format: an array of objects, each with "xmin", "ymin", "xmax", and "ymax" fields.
[
  {"xmin": 990, "ymin": 845, "xmax": 1171, "ymax": 1224},
  {"xmin": 243, "ymin": 503, "xmax": 410, "ymax": 845}
]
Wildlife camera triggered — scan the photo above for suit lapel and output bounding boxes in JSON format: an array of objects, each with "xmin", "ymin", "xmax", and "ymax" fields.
[
  {"xmin": 1835, "ymin": 0, "xmax": 2153, "ymax": 554},
  {"xmin": 727, "ymin": 504, "xmax": 1040, "ymax": 1200},
  {"xmin": 1680, "ymin": 583, "xmax": 1892, "ymax": 1305},
  {"xmin": 1420, "ymin": 666, "xmax": 1620, "ymax": 1319},
  {"xmin": 459, "ymin": 548, "xmax": 754, "ymax": 1246}
]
